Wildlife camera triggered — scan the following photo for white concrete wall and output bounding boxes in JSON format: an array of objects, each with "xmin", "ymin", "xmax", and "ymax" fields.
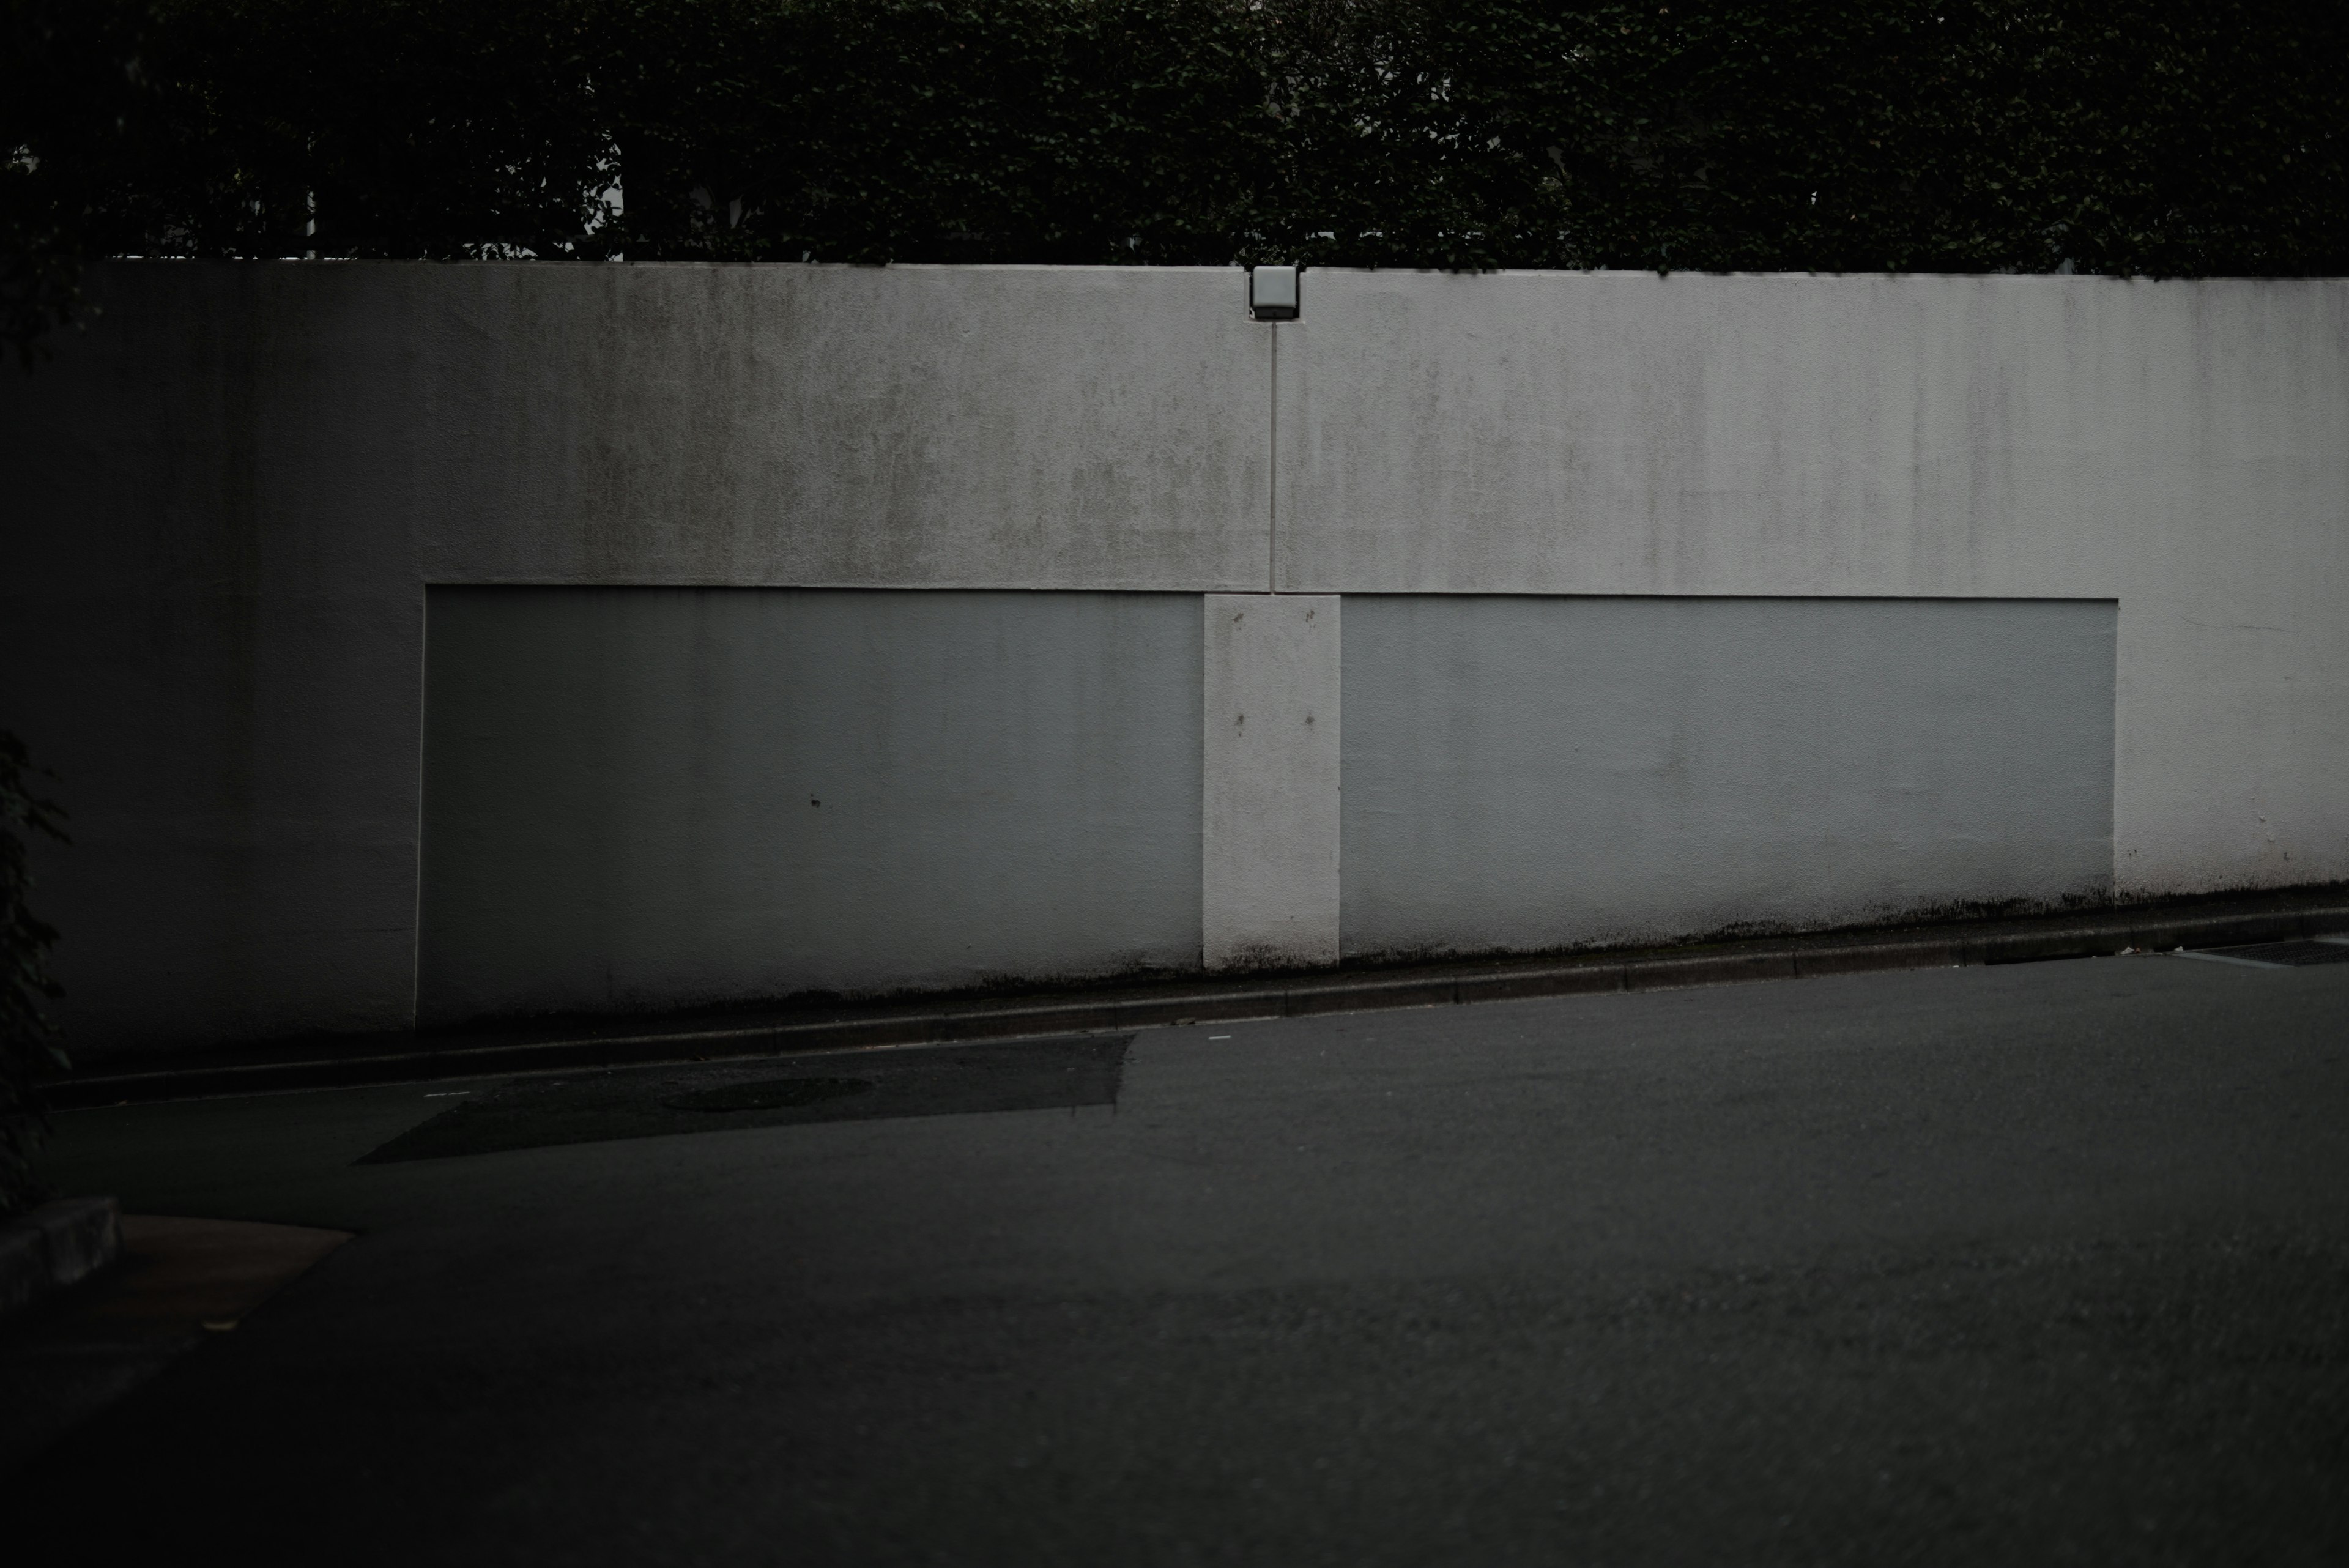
[
  {"xmin": 1203, "ymin": 595, "xmax": 1340, "ymax": 970},
  {"xmin": 1277, "ymin": 270, "xmax": 2349, "ymax": 897},
  {"xmin": 0, "ymin": 262, "xmax": 1265, "ymax": 1052},
  {"xmin": 0, "ymin": 261, "xmax": 2341, "ymax": 1055}
]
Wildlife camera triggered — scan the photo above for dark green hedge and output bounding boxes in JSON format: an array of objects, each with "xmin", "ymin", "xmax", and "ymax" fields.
[
  {"xmin": 0, "ymin": 730, "xmax": 66, "ymax": 1217},
  {"xmin": 12, "ymin": 0, "xmax": 2349, "ymax": 281}
]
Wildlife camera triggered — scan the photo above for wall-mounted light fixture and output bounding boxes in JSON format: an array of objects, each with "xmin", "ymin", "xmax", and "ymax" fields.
[{"xmin": 1248, "ymin": 265, "xmax": 1300, "ymax": 322}]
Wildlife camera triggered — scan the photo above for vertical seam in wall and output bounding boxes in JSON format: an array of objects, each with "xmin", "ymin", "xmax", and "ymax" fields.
[
  {"xmin": 2109, "ymin": 596, "xmax": 2124, "ymax": 891},
  {"xmin": 1330, "ymin": 593, "xmax": 1342, "ymax": 964},
  {"xmin": 1268, "ymin": 325, "xmax": 1278, "ymax": 595},
  {"xmin": 409, "ymin": 583, "xmax": 430, "ymax": 1031},
  {"xmin": 1201, "ymin": 595, "xmax": 1212, "ymax": 969}
]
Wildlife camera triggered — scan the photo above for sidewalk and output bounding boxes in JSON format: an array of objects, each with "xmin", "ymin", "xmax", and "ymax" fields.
[{"xmin": 52, "ymin": 881, "xmax": 2349, "ymax": 1107}]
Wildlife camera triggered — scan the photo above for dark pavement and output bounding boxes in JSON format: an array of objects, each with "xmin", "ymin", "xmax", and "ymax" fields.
[{"xmin": 8, "ymin": 952, "xmax": 2348, "ymax": 1564}]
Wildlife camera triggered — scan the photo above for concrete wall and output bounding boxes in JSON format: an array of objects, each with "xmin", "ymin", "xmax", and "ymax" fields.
[
  {"xmin": 0, "ymin": 262, "xmax": 1263, "ymax": 1050},
  {"xmin": 0, "ymin": 261, "xmax": 2341, "ymax": 1054},
  {"xmin": 1203, "ymin": 595, "xmax": 1340, "ymax": 971},
  {"xmin": 1277, "ymin": 270, "xmax": 2349, "ymax": 899}
]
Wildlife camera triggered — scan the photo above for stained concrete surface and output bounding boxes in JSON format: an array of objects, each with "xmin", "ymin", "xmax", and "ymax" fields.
[
  {"xmin": 1203, "ymin": 593, "xmax": 1341, "ymax": 970},
  {"xmin": 9, "ymin": 266, "xmax": 2347, "ymax": 1057},
  {"xmin": 0, "ymin": 262, "xmax": 1272, "ymax": 1053},
  {"xmin": 8, "ymin": 954, "xmax": 2348, "ymax": 1564}
]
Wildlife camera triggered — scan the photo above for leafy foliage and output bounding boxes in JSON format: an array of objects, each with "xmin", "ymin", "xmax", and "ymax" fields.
[
  {"xmin": 2, "ymin": 0, "xmax": 150, "ymax": 366},
  {"xmin": 9, "ymin": 0, "xmax": 2349, "ymax": 335},
  {"xmin": 0, "ymin": 732, "xmax": 67, "ymax": 1217}
]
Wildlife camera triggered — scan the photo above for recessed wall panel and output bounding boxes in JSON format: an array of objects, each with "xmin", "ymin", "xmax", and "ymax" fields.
[
  {"xmin": 420, "ymin": 587, "xmax": 1203, "ymax": 1025},
  {"xmin": 1341, "ymin": 596, "xmax": 2117, "ymax": 958}
]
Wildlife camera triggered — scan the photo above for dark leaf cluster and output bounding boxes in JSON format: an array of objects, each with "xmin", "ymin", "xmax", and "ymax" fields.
[
  {"xmin": 0, "ymin": 730, "xmax": 67, "ymax": 1217},
  {"xmin": 6, "ymin": 0, "xmax": 2348, "ymax": 352},
  {"xmin": 2, "ymin": 0, "xmax": 150, "ymax": 363}
]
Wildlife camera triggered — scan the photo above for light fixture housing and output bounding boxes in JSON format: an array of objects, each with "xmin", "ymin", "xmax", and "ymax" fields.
[{"xmin": 1248, "ymin": 265, "xmax": 1300, "ymax": 321}]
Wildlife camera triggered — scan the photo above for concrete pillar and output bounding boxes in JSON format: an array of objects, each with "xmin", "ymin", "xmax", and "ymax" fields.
[{"xmin": 1203, "ymin": 594, "xmax": 1340, "ymax": 970}]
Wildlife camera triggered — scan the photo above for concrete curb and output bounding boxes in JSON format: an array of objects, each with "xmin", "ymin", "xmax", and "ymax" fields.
[
  {"xmin": 0, "ymin": 1197, "xmax": 122, "ymax": 1323},
  {"xmin": 48, "ymin": 891, "xmax": 2349, "ymax": 1108}
]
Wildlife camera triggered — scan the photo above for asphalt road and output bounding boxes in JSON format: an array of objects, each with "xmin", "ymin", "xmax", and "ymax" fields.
[{"xmin": 9, "ymin": 952, "xmax": 2348, "ymax": 1564}]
